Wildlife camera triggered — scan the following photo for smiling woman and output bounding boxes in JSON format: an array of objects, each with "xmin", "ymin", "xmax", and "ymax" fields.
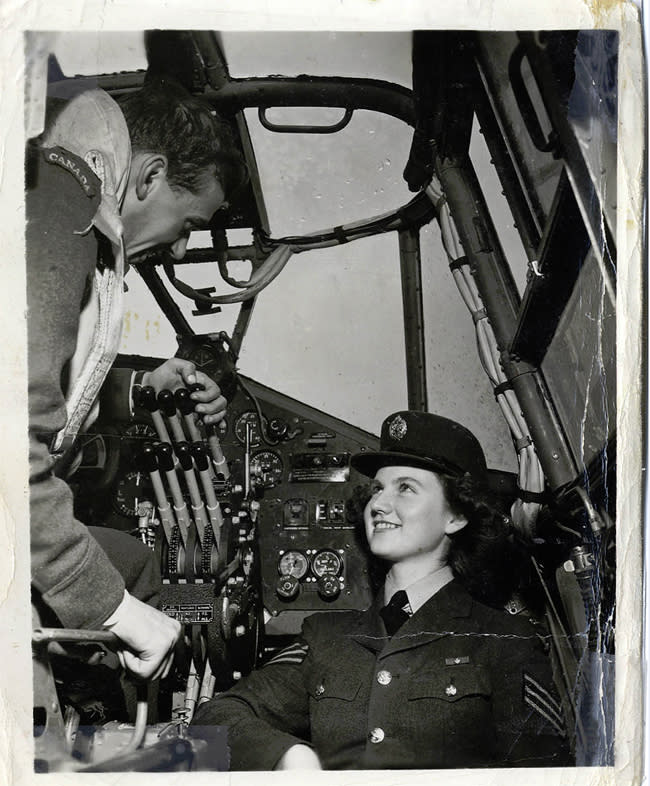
[
  {"xmin": 364, "ymin": 467, "xmax": 465, "ymax": 571},
  {"xmin": 192, "ymin": 410, "xmax": 571, "ymax": 770}
]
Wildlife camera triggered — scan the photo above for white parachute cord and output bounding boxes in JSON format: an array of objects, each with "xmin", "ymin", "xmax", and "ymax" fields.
[{"xmin": 426, "ymin": 177, "xmax": 543, "ymax": 536}]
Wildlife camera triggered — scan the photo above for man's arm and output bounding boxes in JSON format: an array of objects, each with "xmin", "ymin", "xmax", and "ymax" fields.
[
  {"xmin": 143, "ymin": 359, "xmax": 228, "ymax": 425},
  {"xmin": 101, "ymin": 359, "xmax": 228, "ymax": 425},
  {"xmin": 27, "ymin": 145, "xmax": 128, "ymax": 630},
  {"xmin": 27, "ymin": 148, "xmax": 181, "ymax": 677}
]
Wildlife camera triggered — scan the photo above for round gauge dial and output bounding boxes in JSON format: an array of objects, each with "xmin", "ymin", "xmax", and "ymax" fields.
[
  {"xmin": 250, "ymin": 450, "xmax": 284, "ymax": 488},
  {"xmin": 113, "ymin": 471, "xmax": 155, "ymax": 518},
  {"xmin": 234, "ymin": 411, "xmax": 268, "ymax": 447},
  {"xmin": 123, "ymin": 422, "xmax": 157, "ymax": 441},
  {"xmin": 311, "ymin": 550, "xmax": 343, "ymax": 577},
  {"xmin": 278, "ymin": 550, "xmax": 309, "ymax": 579}
]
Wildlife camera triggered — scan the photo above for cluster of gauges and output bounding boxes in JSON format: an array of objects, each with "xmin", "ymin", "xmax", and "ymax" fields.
[
  {"xmin": 250, "ymin": 450, "xmax": 284, "ymax": 489},
  {"xmin": 112, "ymin": 422, "xmax": 158, "ymax": 517},
  {"xmin": 276, "ymin": 549, "xmax": 344, "ymax": 601}
]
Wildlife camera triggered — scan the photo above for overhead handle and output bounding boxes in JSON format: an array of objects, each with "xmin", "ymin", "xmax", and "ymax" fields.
[{"xmin": 258, "ymin": 106, "xmax": 354, "ymax": 134}]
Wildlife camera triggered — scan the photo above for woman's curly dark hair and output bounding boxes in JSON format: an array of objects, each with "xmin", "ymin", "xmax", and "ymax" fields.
[
  {"xmin": 439, "ymin": 473, "xmax": 519, "ymax": 606},
  {"xmin": 347, "ymin": 472, "xmax": 520, "ymax": 607}
]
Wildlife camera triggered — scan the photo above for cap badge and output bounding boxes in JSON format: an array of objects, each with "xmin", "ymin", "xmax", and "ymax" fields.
[{"xmin": 388, "ymin": 415, "xmax": 407, "ymax": 441}]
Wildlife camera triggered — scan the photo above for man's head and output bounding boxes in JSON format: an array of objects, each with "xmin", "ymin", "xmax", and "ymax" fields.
[{"xmin": 117, "ymin": 80, "xmax": 247, "ymax": 261}]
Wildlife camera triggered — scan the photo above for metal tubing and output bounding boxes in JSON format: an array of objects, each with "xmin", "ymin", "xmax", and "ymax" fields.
[
  {"xmin": 175, "ymin": 443, "xmax": 209, "ymax": 545},
  {"xmin": 435, "ymin": 155, "xmax": 578, "ymax": 490},
  {"xmin": 436, "ymin": 158, "xmax": 521, "ymax": 332},
  {"xmin": 141, "ymin": 445, "xmax": 177, "ymax": 544},
  {"xmin": 198, "ymin": 658, "xmax": 216, "ymax": 705},
  {"xmin": 135, "ymin": 264, "xmax": 193, "ymax": 337},
  {"xmin": 398, "ymin": 227, "xmax": 428, "ymax": 411},
  {"xmin": 151, "ymin": 472, "xmax": 176, "ymax": 542},
  {"xmin": 517, "ymin": 31, "xmax": 616, "ymax": 280},
  {"xmin": 471, "ymin": 66, "xmax": 542, "ymax": 259},
  {"xmin": 191, "ymin": 442, "xmax": 224, "ymax": 537},
  {"xmin": 158, "ymin": 389, "xmax": 187, "ymax": 442},
  {"xmin": 33, "ymin": 629, "xmax": 119, "ymax": 645},
  {"xmin": 52, "ymin": 72, "xmax": 416, "ymax": 134},
  {"xmin": 207, "ymin": 428, "xmax": 230, "ymax": 479},
  {"xmin": 174, "ymin": 389, "xmax": 204, "ymax": 443},
  {"xmin": 156, "ymin": 444, "xmax": 191, "ymax": 545},
  {"xmin": 208, "ymin": 77, "xmax": 415, "ymax": 127}
]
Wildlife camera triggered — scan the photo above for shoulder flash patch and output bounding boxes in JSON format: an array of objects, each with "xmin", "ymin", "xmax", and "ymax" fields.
[
  {"xmin": 42, "ymin": 146, "xmax": 100, "ymax": 198},
  {"xmin": 523, "ymin": 672, "xmax": 566, "ymax": 736},
  {"xmin": 263, "ymin": 642, "xmax": 309, "ymax": 668}
]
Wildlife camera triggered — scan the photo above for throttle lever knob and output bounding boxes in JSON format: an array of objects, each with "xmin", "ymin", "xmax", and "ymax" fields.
[
  {"xmin": 155, "ymin": 441, "xmax": 175, "ymax": 472},
  {"xmin": 175, "ymin": 441, "xmax": 194, "ymax": 471},
  {"xmin": 138, "ymin": 386, "xmax": 159, "ymax": 412},
  {"xmin": 191, "ymin": 442, "xmax": 210, "ymax": 472},
  {"xmin": 140, "ymin": 442, "xmax": 159, "ymax": 473},
  {"xmin": 174, "ymin": 387, "xmax": 194, "ymax": 415},
  {"xmin": 157, "ymin": 389, "xmax": 176, "ymax": 416}
]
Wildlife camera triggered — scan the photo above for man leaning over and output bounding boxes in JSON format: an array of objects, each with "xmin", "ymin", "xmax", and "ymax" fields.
[{"xmin": 27, "ymin": 78, "xmax": 246, "ymax": 680}]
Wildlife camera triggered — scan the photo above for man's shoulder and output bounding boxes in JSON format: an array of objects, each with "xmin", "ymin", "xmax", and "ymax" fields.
[
  {"xmin": 26, "ymin": 140, "xmax": 102, "ymax": 239},
  {"xmin": 37, "ymin": 144, "xmax": 102, "ymax": 200},
  {"xmin": 43, "ymin": 88, "xmax": 127, "ymax": 150},
  {"xmin": 41, "ymin": 87, "xmax": 131, "ymax": 201}
]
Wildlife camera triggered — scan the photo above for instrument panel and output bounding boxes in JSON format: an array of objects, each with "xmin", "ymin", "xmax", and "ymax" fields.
[{"xmin": 74, "ymin": 369, "xmax": 378, "ymax": 635}]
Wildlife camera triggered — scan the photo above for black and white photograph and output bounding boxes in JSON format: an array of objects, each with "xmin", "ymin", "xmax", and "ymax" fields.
[{"xmin": 0, "ymin": 2, "xmax": 644, "ymax": 783}]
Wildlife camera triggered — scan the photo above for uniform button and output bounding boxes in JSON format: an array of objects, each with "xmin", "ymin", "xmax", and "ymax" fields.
[
  {"xmin": 315, "ymin": 684, "xmax": 325, "ymax": 697},
  {"xmin": 377, "ymin": 670, "xmax": 392, "ymax": 686},
  {"xmin": 368, "ymin": 727, "xmax": 385, "ymax": 744},
  {"xmin": 445, "ymin": 684, "xmax": 457, "ymax": 697}
]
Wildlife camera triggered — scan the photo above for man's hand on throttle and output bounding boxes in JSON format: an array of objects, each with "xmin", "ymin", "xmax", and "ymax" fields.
[{"xmin": 144, "ymin": 358, "xmax": 227, "ymax": 425}]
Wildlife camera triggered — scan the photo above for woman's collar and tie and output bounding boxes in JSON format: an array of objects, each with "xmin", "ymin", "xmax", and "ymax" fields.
[{"xmin": 380, "ymin": 564, "xmax": 454, "ymax": 636}]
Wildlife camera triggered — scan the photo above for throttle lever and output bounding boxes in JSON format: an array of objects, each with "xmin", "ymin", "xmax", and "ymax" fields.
[
  {"xmin": 158, "ymin": 389, "xmax": 186, "ymax": 442},
  {"xmin": 138, "ymin": 386, "xmax": 173, "ymax": 445},
  {"xmin": 155, "ymin": 442, "xmax": 190, "ymax": 547},
  {"xmin": 191, "ymin": 442, "xmax": 224, "ymax": 536},
  {"xmin": 188, "ymin": 383, "xmax": 230, "ymax": 480},
  {"xmin": 139, "ymin": 443, "xmax": 176, "ymax": 544},
  {"xmin": 175, "ymin": 388, "xmax": 204, "ymax": 443},
  {"xmin": 175, "ymin": 442, "xmax": 208, "ymax": 545}
]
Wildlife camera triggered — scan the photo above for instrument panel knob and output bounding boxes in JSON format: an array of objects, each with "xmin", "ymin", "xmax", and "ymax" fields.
[
  {"xmin": 317, "ymin": 575, "xmax": 341, "ymax": 600},
  {"xmin": 276, "ymin": 575, "xmax": 300, "ymax": 600}
]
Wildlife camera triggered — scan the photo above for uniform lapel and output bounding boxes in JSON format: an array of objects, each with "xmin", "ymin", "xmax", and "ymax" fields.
[
  {"xmin": 348, "ymin": 580, "xmax": 475, "ymax": 656},
  {"xmin": 348, "ymin": 594, "xmax": 391, "ymax": 653},
  {"xmin": 378, "ymin": 580, "xmax": 474, "ymax": 659}
]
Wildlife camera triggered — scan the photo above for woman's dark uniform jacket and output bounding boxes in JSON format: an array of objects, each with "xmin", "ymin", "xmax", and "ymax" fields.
[{"xmin": 193, "ymin": 579, "xmax": 570, "ymax": 769}]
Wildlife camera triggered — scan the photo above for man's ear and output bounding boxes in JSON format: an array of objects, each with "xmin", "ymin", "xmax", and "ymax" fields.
[
  {"xmin": 133, "ymin": 153, "xmax": 168, "ymax": 201},
  {"xmin": 444, "ymin": 514, "xmax": 468, "ymax": 536}
]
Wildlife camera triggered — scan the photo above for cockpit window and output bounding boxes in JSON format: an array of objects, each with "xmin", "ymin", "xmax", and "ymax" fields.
[
  {"xmin": 52, "ymin": 31, "xmax": 147, "ymax": 76},
  {"xmin": 220, "ymin": 31, "xmax": 413, "ymax": 84}
]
